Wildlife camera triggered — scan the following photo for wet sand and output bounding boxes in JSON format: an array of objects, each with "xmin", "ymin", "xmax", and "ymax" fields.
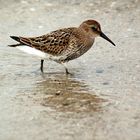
[{"xmin": 0, "ymin": 0, "xmax": 140, "ymax": 140}]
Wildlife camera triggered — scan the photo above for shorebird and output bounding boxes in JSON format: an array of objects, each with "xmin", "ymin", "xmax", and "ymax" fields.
[{"xmin": 9, "ymin": 19, "xmax": 115, "ymax": 74}]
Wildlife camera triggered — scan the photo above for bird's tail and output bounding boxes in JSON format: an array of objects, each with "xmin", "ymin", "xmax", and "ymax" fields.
[
  {"xmin": 10, "ymin": 36, "xmax": 20, "ymax": 42},
  {"xmin": 8, "ymin": 36, "xmax": 23, "ymax": 47},
  {"xmin": 8, "ymin": 43, "xmax": 23, "ymax": 47}
]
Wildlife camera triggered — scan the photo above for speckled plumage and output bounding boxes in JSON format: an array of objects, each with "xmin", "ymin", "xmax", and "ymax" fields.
[{"xmin": 9, "ymin": 19, "xmax": 115, "ymax": 74}]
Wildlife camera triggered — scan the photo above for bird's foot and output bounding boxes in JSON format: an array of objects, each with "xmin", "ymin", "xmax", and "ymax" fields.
[{"xmin": 65, "ymin": 69, "xmax": 73, "ymax": 76}]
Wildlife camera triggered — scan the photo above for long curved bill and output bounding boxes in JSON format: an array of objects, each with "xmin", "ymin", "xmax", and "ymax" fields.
[{"xmin": 100, "ymin": 32, "xmax": 116, "ymax": 46}]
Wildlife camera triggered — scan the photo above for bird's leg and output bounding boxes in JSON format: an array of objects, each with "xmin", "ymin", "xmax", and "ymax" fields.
[
  {"xmin": 62, "ymin": 63, "xmax": 71, "ymax": 75},
  {"xmin": 40, "ymin": 59, "xmax": 44, "ymax": 73},
  {"xmin": 65, "ymin": 67, "xmax": 70, "ymax": 75}
]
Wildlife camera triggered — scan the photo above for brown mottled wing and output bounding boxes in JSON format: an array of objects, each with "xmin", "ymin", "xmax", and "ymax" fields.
[{"xmin": 19, "ymin": 28, "xmax": 75, "ymax": 56}]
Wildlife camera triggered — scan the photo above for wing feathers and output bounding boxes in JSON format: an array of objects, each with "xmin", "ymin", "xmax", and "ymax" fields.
[{"xmin": 9, "ymin": 27, "xmax": 76, "ymax": 57}]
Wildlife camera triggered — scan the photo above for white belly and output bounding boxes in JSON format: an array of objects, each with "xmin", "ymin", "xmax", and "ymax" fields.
[{"xmin": 17, "ymin": 46, "xmax": 47, "ymax": 58}]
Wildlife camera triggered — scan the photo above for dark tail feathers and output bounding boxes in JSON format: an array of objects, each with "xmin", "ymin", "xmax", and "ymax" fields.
[
  {"xmin": 10, "ymin": 36, "xmax": 20, "ymax": 42},
  {"xmin": 9, "ymin": 36, "xmax": 22, "ymax": 47},
  {"xmin": 8, "ymin": 44, "xmax": 22, "ymax": 47}
]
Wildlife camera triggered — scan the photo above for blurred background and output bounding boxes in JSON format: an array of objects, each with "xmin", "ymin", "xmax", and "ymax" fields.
[{"xmin": 0, "ymin": 0, "xmax": 140, "ymax": 140}]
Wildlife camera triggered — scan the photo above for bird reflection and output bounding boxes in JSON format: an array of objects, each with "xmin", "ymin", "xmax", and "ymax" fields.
[{"xmin": 34, "ymin": 74, "xmax": 105, "ymax": 113}]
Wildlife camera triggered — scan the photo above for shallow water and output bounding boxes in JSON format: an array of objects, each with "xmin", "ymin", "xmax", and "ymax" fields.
[{"xmin": 0, "ymin": 0, "xmax": 140, "ymax": 140}]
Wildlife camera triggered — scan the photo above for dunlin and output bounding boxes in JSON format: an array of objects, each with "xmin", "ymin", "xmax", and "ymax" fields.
[{"xmin": 9, "ymin": 19, "xmax": 115, "ymax": 74}]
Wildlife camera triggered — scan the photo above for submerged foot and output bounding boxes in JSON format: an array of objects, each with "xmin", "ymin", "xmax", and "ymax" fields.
[{"xmin": 65, "ymin": 68, "xmax": 73, "ymax": 76}]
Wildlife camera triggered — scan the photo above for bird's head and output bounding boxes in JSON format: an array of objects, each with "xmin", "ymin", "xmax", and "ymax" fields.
[{"xmin": 80, "ymin": 20, "xmax": 116, "ymax": 46}]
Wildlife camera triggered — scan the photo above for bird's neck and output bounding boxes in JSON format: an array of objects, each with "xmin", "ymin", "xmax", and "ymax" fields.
[{"xmin": 77, "ymin": 26, "xmax": 95, "ymax": 46}]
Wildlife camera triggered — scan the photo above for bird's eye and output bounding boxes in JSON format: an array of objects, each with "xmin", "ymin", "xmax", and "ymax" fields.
[{"xmin": 91, "ymin": 25, "xmax": 97, "ymax": 31}]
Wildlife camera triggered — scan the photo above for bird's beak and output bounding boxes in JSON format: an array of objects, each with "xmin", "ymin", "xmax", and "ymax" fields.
[{"xmin": 100, "ymin": 32, "xmax": 116, "ymax": 46}]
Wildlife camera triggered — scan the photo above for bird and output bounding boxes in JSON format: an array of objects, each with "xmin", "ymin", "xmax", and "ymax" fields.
[{"xmin": 9, "ymin": 19, "xmax": 115, "ymax": 74}]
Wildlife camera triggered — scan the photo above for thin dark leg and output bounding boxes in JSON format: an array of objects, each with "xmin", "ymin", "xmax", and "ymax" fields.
[
  {"xmin": 62, "ymin": 63, "xmax": 71, "ymax": 75},
  {"xmin": 65, "ymin": 67, "xmax": 70, "ymax": 75},
  {"xmin": 40, "ymin": 59, "xmax": 44, "ymax": 72}
]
